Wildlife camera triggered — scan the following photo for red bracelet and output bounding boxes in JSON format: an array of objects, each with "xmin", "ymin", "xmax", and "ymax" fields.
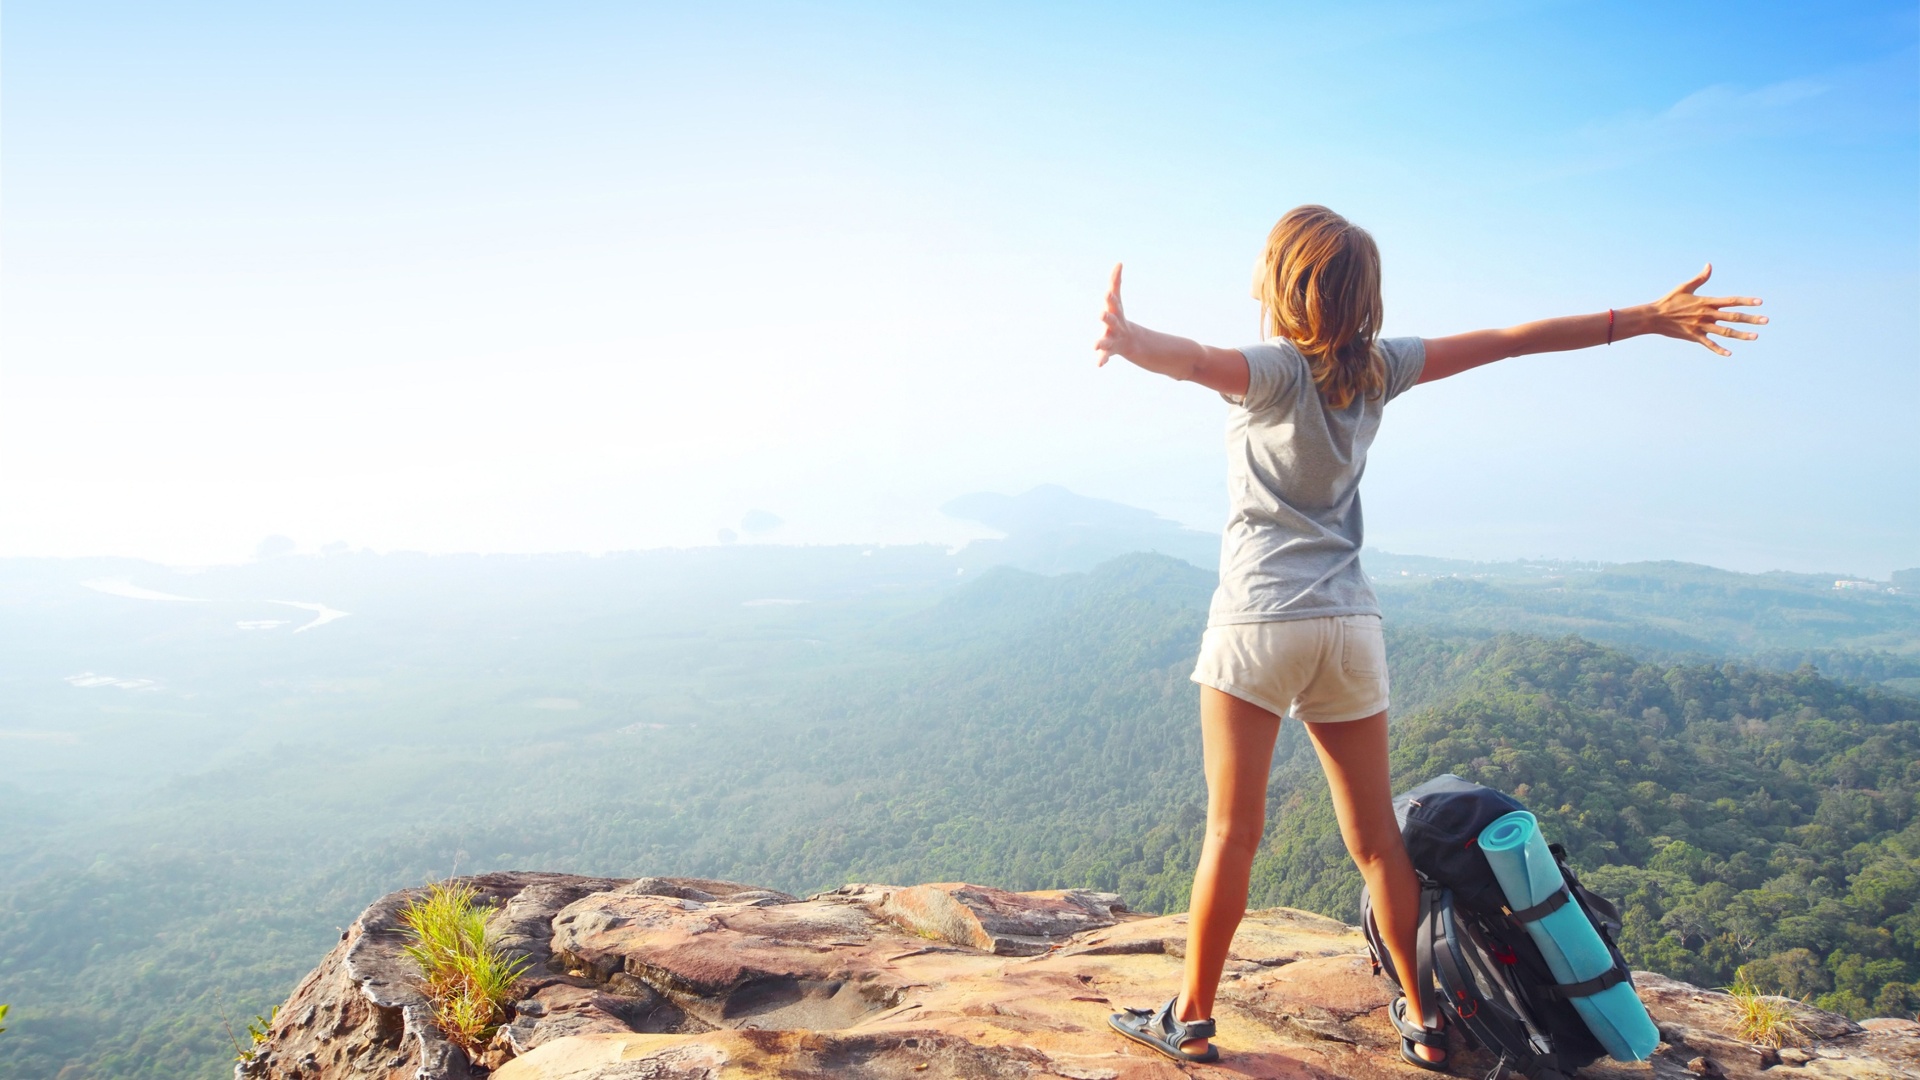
[{"xmin": 1606, "ymin": 308, "xmax": 1615, "ymax": 345}]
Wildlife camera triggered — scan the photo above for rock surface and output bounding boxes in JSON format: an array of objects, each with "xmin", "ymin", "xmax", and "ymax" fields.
[
  {"xmin": 245, "ymin": 874, "xmax": 1920, "ymax": 1080},
  {"xmin": 242, "ymin": 872, "xmax": 629, "ymax": 1080},
  {"xmin": 875, "ymin": 882, "xmax": 1128, "ymax": 956},
  {"xmin": 1633, "ymin": 972, "xmax": 1916, "ymax": 1080}
]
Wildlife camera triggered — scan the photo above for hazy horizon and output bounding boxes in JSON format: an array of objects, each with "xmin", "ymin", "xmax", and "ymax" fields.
[
  {"xmin": 2, "ymin": 482, "xmax": 1910, "ymax": 583},
  {"xmin": 4, "ymin": 3, "xmax": 1915, "ymax": 575}
]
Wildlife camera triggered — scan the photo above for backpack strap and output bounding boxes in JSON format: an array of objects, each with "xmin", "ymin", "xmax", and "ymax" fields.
[
  {"xmin": 1544, "ymin": 962, "xmax": 1630, "ymax": 1001},
  {"xmin": 1552, "ymin": 849, "xmax": 1626, "ymax": 937},
  {"xmin": 1507, "ymin": 884, "xmax": 1570, "ymax": 924},
  {"xmin": 1566, "ymin": 876, "xmax": 1625, "ymax": 937},
  {"xmin": 1411, "ymin": 886, "xmax": 1441, "ymax": 1028}
]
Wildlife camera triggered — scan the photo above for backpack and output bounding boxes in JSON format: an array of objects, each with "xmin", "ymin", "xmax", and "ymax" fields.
[{"xmin": 1360, "ymin": 775, "xmax": 1634, "ymax": 1080}]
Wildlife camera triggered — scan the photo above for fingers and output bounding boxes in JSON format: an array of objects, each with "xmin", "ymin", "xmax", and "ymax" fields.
[
  {"xmin": 1712, "ymin": 309, "xmax": 1768, "ymax": 324},
  {"xmin": 1704, "ymin": 324, "xmax": 1760, "ymax": 341},
  {"xmin": 1707, "ymin": 296, "xmax": 1764, "ymax": 311},
  {"xmin": 1098, "ymin": 264, "xmax": 1127, "ymax": 365},
  {"xmin": 1096, "ymin": 310, "xmax": 1122, "ymax": 364},
  {"xmin": 1695, "ymin": 333, "xmax": 1732, "ymax": 357}
]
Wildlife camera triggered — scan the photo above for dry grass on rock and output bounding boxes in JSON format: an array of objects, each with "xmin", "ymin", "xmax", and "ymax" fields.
[{"xmin": 399, "ymin": 881, "xmax": 530, "ymax": 1053}]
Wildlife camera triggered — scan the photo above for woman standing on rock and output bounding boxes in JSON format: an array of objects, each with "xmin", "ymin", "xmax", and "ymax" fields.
[{"xmin": 1095, "ymin": 205, "xmax": 1763, "ymax": 1066}]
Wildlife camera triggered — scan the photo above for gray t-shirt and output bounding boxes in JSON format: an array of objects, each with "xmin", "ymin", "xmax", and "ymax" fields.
[{"xmin": 1207, "ymin": 336, "xmax": 1426, "ymax": 626}]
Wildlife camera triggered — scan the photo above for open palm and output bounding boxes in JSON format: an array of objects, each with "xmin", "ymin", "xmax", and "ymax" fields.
[{"xmin": 1646, "ymin": 264, "xmax": 1766, "ymax": 357}]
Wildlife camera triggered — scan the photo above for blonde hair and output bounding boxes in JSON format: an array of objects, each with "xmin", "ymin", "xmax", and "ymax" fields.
[{"xmin": 1254, "ymin": 205, "xmax": 1385, "ymax": 410}]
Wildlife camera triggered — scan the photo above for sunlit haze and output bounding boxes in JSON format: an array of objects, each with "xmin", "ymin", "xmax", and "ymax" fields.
[{"xmin": 4, "ymin": 2, "xmax": 1915, "ymax": 574}]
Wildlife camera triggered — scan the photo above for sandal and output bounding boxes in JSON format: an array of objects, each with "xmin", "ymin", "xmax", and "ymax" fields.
[
  {"xmin": 1108, "ymin": 996, "xmax": 1221, "ymax": 1063},
  {"xmin": 1390, "ymin": 995, "xmax": 1449, "ymax": 1072}
]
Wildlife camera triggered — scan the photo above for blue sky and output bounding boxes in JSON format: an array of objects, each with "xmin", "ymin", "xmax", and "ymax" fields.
[{"xmin": 3, "ymin": 1, "xmax": 1916, "ymax": 573}]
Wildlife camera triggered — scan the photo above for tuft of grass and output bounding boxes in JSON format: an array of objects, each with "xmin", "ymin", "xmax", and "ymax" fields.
[
  {"xmin": 398, "ymin": 881, "xmax": 530, "ymax": 1054},
  {"xmin": 225, "ymin": 1003, "xmax": 279, "ymax": 1063},
  {"xmin": 242, "ymin": 1005, "xmax": 278, "ymax": 1060},
  {"xmin": 1726, "ymin": 977, "xmax": 1809, "ymax": 1048}
]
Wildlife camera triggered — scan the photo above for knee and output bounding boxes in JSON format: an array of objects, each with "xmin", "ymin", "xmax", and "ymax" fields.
[
  {"xmin": 1344, "ymin": 832, "xmax": 1408, "ymax": 873},
  {"xmin": 1205, "ymin": 820, "xmax": 1265, "ymax": 860}
]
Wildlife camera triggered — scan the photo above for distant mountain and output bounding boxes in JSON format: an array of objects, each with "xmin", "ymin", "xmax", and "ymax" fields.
[
  {"xmin": 934, "ymin": 488, "xmax": 1920, "ymax": 693},
  {"xmin": 1371, "ymin": 557, "xmax": 1920, "ymax": 694},
  {"xmin": 942, "ymin": 484, "xmax": 1220, "ymax": 573}
]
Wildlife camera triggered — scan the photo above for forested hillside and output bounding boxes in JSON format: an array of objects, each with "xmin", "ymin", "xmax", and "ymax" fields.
[
  {"xmin": 1245, "ymin": 634, "xmax": 1920, "ymax": 1018},
  {"xmin": 1, "ymin": 551, "xmax": 1916, "ymax": 1079}
]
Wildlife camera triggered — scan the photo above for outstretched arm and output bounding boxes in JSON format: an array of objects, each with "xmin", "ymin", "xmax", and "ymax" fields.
[
  {"xmin": 1094, "ymin": 263, "xmax": 1251, "ymax": 397},
  {"xmin": 1419, "ymin": 264, "xmax": 1766, "ymax": 384}
]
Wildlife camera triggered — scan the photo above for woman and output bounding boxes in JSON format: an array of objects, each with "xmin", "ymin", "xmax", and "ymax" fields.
[{"xmin": 1099, "ymin": 205, "xmax": 1763, "ymax": 1066}]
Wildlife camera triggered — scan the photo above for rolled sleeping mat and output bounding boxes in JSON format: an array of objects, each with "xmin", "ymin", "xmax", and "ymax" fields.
[{"xmin": 1478, "ymin": 810, "xmax": 1660, "ymax": 1062}]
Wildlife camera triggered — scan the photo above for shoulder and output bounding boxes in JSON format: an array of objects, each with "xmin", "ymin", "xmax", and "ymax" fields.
[
  {"xmin": 1226, "ymin": 339, "xmax": 1306, "ymax": 411},
  {"xmin": 1376, "ymin": 337, "xmax": 1426, "ymax": 403},
  {"xmin": 1377, "ymin": 336, "xmax": 1424, "ymax": 364}
]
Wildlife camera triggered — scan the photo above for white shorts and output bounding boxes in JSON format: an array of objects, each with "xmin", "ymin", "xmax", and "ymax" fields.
[{"xmin": 1190, "ymin": 615, "xmax": 1390, "ymax": 724}]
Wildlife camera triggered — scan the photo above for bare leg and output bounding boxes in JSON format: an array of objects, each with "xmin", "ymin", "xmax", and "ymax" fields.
[
  {"xmin": 1301, "ymin": 711, "xmax": 1442, "ymax": 1063},
  {"xmin": 1174, "ymin": 686, "xmax": 1283, "ymax": 1055}
]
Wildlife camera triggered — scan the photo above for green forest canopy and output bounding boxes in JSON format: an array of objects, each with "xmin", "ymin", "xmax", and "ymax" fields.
[
  {"xmin": 1, "ymin": 551, "xmax": 1916, "ymax": 1079},
  {"xmin": 1250, "ymin": 634, "xmax": 1920, "ymax": 1019}
]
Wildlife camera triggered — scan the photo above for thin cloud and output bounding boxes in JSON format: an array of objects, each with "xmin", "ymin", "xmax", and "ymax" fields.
[
  {"xmin": 1485, "ymin": 77, "xmax": 1836, "ymax": 191},
  {"xmin": 1644, "ymin": 78, "xmax": 1829, "ymax": 134}
]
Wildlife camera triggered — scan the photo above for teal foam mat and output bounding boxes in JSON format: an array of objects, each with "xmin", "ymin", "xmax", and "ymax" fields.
[{"xmin": 1478, "ymin": 810, "xmax": 1659, "ymax": 1062}]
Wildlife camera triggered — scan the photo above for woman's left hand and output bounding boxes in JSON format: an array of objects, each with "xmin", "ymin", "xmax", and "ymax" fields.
[{"xmin": 1632, "ymin": 264, "xmax": 1767, "ymax": 357}]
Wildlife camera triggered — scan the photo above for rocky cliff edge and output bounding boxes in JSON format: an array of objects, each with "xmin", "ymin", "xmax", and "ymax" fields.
[{"xmin": 242, "ymin": 871, "xmax": 1920, "ymax": 1080}]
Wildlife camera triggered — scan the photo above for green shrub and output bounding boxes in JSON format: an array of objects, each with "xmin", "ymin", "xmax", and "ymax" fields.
[{"xmin": 397, "ymin": 882, "xmax": 529, "ymax": 1053}]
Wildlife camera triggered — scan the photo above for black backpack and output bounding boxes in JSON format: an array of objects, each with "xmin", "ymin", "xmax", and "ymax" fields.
[{"xmin": 1360, "ymin": 775, "xmax": 1634, "ymax": 1080}]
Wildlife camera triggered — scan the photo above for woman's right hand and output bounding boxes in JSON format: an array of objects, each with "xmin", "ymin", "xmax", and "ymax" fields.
[
  {"xmin": 1095, "ymin": 263, "xmax": 1133, "ymax": 366},
  {"xmin": 1631, "ymin": 264, "xmax": 1767, "ymax": 357},
  {"xmin": 1089, "ymin": 263, "xmax": 1251, "ymax": 396}
]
